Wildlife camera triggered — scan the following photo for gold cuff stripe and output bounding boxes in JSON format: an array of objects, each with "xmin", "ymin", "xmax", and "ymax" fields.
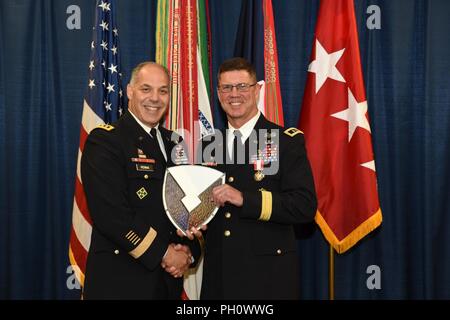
[
  {"xmin": 129, "ymin": 227, "xmax": 157, "ymax": 259},
  {"xmin": 126, "ymin": 230, "xmax": 134, "ymax": 239},
  {"xmin": 259, "ymin": 190, "xmax": 273, "ymax": 221}
]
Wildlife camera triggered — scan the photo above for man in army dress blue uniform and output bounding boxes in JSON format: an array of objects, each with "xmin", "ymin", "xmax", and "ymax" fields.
[
  {"xmin": 199, "ymin": 58, "xmax": 317, "ymax": 299},
  {"xmin": 81, "ymin": 62, "xmax": 200, "ymax": 299}
]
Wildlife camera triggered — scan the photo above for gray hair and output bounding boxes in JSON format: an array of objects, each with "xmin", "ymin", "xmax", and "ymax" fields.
[{"xmin": 129, "ymin": 61, "xmax": 170, "ymax": 85}]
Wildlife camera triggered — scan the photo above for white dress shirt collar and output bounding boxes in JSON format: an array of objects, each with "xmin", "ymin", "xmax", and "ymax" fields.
[
  {"xmin": 129, "ymin": 111, "xmax": 167, "ymax": 161},
  {"xmin": 227, "ymin": 111, "xmax": 261, "ymax": 159},
  {"xmin": 129, "ymin": 110, "xmax": 160, "ymax": 134}
]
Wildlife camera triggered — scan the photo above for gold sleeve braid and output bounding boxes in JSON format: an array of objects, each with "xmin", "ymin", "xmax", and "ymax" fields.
[{"xmin": 259, "ymin": 190, "xmax": 273, "ymax": 221}]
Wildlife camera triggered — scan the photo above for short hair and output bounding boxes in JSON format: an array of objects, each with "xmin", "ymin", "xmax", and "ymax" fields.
[
  {"xmin": 129, "ymin": 61, "xmax": 170, "ymax": 85},
  {"xmin": 217, "ymin": 57, "xmax": 257, "ymax": 83}
]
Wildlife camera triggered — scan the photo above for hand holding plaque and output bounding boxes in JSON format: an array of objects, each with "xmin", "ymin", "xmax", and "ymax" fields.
[{"xmin": 162, "ymin": 165, "xmax": 225, "ymax": 235}]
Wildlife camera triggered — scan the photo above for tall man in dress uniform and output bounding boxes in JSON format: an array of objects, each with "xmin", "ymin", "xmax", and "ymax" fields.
[
  {"xmin": 81, "ymin": 62, "xmax": 200, "ymax": 299},
  {"xmin": 198, "ymin": 57, "xmax": 317, "ymax": 299}
]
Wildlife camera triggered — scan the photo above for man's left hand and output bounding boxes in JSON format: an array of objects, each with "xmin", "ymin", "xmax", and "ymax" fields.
[{"xmin": 212, "ymin": 184, "xmax": 243, "ymax": 207}]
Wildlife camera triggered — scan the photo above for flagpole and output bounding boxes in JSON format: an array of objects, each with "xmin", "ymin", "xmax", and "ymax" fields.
[{"xmin": 329, "ymin": 244, "xmax": 334, "ymax": 300}]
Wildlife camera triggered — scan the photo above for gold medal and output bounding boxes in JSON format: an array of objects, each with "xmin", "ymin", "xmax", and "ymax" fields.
[{"xmin": 254, "ymin": 171, "xmax": 264, "ymax": 181}]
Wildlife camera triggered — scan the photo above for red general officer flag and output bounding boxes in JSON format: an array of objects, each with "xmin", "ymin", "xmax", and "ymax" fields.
[{"xmin": 298, "ymin": 0, "xmax": 382, "ymax": 253}]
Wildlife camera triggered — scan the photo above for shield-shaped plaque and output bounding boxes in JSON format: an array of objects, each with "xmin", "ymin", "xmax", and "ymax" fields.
[{"xmin": 163, "ymin": 165, "xmax": 225, "ymax": 234}]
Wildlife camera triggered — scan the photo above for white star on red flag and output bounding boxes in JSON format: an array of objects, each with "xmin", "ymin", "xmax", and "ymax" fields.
[
  {"xmin": 308, "ymin": 39, "xmax": 346, "ymax": 93},
  {"xmin": 361, "ymin": 160, "xmax": 376, "ymax": 172},
  {"xmin": 331, "ymin": 88, "xmax": 371, "ymax": 142}
]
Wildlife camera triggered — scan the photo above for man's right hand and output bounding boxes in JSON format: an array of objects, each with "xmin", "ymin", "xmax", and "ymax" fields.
[{"xmin": 161, "ymin": 243, "xmax": 191, "ymax": 278}]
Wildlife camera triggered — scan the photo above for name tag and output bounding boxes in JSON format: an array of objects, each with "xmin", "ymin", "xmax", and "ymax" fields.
[{"xmin": 136, "ymin": 164, "xmax": 155, "ymax": 172}]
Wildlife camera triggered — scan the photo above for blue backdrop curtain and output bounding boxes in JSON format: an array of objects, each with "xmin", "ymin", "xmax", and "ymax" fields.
[{"xmin": 1, "ymin": 0, "xmax": 449, "ymax": 299}]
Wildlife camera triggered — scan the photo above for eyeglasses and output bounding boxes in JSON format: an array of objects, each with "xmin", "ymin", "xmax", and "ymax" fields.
[{"xmin": 218, "ymin": 83, "xmax": 257, "ymax": 93}]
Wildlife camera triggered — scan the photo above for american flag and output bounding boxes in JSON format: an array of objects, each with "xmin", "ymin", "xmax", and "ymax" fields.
[{"xmin": 69, "ymin": 0, "xmax": 125, "ymax": 288}]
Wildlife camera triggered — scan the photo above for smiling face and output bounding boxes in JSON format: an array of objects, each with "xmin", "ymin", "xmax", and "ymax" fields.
[
  {"xmin": 217, "ymin": 70, "xmax": 261, "ymax": 129},
  {"xmin": 127, "ymin": 63, "xmax": 170, "ymax": 128}
]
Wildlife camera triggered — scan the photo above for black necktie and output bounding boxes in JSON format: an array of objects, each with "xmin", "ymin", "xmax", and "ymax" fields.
[
  {"xmin": 149, "ymin": 127, "xmax": 157, "ymax": 139},
  {"xmin": 150, "ymin": 128, "xmax": 166, "ymax": 164},
  {"xmin": 233, "ymin": 130, "xmax": 245, "ymax": 164}
]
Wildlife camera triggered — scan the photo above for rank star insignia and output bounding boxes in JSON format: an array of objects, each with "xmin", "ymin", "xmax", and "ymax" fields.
[{"xmin": 136, "ymin": 187, "xmax": 148, "ymax": 199}]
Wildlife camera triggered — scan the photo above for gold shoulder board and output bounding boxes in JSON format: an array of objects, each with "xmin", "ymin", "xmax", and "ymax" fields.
[
  {"xmin": 284, "ymin": 127, "xmax": 303, "ymax": 137},
  {"xmin": 96, "ymin": 124, "xmax": 115, "ymax": 131}
]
